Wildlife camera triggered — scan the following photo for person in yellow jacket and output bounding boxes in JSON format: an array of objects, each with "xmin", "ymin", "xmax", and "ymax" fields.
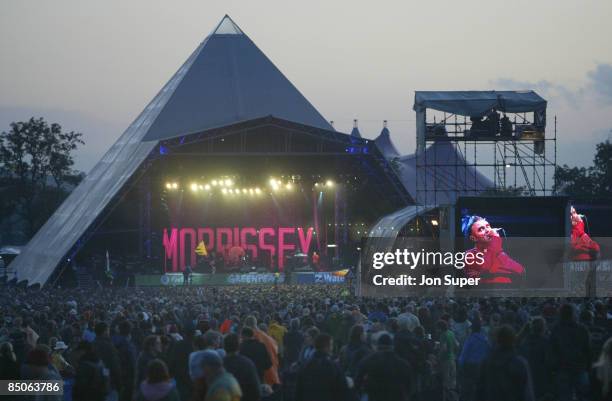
[
  {"xmin": 244, "ymin": 316, "xmax": 280, "ymax": 386},
  {"xmin": 267, "ymin": 315, "xmax": 287, "ymax": 357}
]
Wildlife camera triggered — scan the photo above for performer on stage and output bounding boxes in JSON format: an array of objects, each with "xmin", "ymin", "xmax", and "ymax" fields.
[
  {"xmin": 570, "ymin": 206, "xmax": 600, "ymax": 261},
  {"xmin": 462, "ymin": 215, "xmax": 525, "ymax": 284}
]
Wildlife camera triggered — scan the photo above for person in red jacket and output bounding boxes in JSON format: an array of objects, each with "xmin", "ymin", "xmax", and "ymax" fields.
[
  {"xmin": 462, "ymin": 215, "xmax": 525, "ymax": 284},
  {"xmin": 570, "ymin": 206, "xmax": 600, "ymax": 261}
]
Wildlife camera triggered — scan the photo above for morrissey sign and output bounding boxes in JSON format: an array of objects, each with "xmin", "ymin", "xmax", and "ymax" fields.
[{"xmin": 163, "ymin": 226, "xmax": 314, "ymax": 271}]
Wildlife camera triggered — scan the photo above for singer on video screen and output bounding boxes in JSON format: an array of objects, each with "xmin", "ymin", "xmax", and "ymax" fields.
[
  {"xmin": 462, "ymin": 215, "xmax": 525, "ymax": 284},
  {"xmin": 570, "ymin": 206, "xmax": 600, "ymax": 261}
]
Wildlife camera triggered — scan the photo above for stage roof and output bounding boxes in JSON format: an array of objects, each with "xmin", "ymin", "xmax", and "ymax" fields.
[
  {"xmin": 11, "ymin": 16, "xmax": 337, "ymax": 286},
  {"xmin": 413, "ymin": 90, "xmax": 547, "ymax": 117}
]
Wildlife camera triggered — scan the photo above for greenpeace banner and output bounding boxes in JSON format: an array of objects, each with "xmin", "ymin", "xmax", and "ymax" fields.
[{"xmin": 163, "ymin": 226, "xmax": 314, "ymax": 271}]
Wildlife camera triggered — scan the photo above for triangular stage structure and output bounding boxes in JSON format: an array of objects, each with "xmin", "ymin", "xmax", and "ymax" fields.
[{"xmin": 11, "ymin": 15, "xmax": 338, "ymax": 286}]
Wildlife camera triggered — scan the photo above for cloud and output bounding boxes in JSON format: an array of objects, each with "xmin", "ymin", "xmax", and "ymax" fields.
[
  {"xmin": 490, "ymin": 78, "xmax": 583, "ymax": 108},
  {"xmin": 588, "ymin": 63, "xmax": 612, "ymax": 105}
]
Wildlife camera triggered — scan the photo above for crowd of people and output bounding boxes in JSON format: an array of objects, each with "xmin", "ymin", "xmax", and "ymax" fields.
[{"xmin": 1, "ymin": 284, "xmax": 611, "ymax": 401}]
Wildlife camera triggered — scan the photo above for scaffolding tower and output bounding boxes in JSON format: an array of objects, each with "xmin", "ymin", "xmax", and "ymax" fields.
[{"xmin": 413, "ymin": 91, "xmax": 556, "ymax": 205}]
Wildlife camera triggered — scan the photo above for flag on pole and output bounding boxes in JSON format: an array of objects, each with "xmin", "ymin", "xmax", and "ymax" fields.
[{"xmin": 195, "ymin": 241, "xmax": 208, "ymax": 256}]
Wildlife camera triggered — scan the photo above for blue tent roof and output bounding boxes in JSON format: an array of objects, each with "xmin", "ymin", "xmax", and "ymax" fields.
[
  {"xmin": 413, "ymin": 90, "xmax": 547, "ymax": 117},
  {"xmin": 374, "ymin": 122, "xmax": 400, "ymax": 158}
]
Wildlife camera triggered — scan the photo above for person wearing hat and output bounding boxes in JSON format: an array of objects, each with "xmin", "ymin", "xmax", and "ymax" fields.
[{"xmin": 50, "ymin": 340, "xmax": 73, "ymax": 377}]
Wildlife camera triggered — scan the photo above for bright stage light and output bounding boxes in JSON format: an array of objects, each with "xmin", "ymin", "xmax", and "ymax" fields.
[
  {"xmin": 286, "ymin": 183, "xmax": 293, "ymax": 190},
  {"xmin": 269, "ymin": 178, "xmax": 277, "ymax": 186},
  {"xmin": 225, "ymin": 179, "xmax": 233, "ymax": 187},
  {"xmin": 431, "ymin": 219, "xmax": 439, "ymax": 226},
  {"xmin": 249, "ymin": 188, "xmax": 254, "ymax": 195},
  {"xmin": 204, "ymin": 184, "xmax": 211, "ymax": 190},
  {"xmin": 326, "ymin": 180, "xmax": 334, "ymax": 187},
  {"xmin": 242, "ymin": 188, "xmax": 247, "ymax": 194},
  {"xmin": 212, "ymin": 180, "xmax": 218, "ymax": 186},
  {"xmin": 190, "ymin": 183, "xmax": 198, "ymax": 192},
  {"xmin": 165, "ymin": 183, "xmax": 172, "ymax": 190},
  {"xmin": 314, "ymin": 183, "xmax": 319, "ymax": 187},
  {"xmin": 171, "ymin": 182, "xmax": 178, "ymax": 189},
  {"xmin": 221, "ymin": 188, "xmax": 228, "ymax": 194},
  {"xmin": 255, "ymin": 188, "xmax": 261, "ymax": 194},
  {"xmin": 199, "ymin": 185, "xmax": 204, "ymax": 190}
]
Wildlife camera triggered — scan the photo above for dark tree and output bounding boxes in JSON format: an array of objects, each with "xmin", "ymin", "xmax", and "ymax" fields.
[
  {"xmin": 554, "ymin": 140, "xmax": 611, "ymax": 199},
  {"xmin": 0, "ymin": 117, "xmax": 84, "ymax": 239}
]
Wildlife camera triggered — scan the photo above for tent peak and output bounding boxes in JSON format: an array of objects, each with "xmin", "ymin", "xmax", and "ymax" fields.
[{"xmin": 211, "ymin": 15, "xmax": 243, "ymax": 35}]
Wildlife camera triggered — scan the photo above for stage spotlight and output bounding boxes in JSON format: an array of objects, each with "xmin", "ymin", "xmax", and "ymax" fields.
[
  {"xmin": 286, "ymin": 183, "xmax": 293, "ymax": 190},
  {"xmin": 431, "ymin": 219, "xmax": 439, "ymax": 226},
  {"xmin": 204, "ymin": 184, "xmax": 211, "ymax": 191},
  {"xmin": 225, "ymin": 179, "xmax": 233, "ymax": 187},
  {"xmin": 314, "ymin": 183, "xmax": 319, "ymax": 187},
  {"xmin": 242, "ymin": 188, "xmax": 247, "ymax": 194},
  {"xmin": 326, "ymin": 180, "xmax": 334, "ymax": 187},
  {"xmin": 212, "ymin": 180, "xmax": 218, "ymax": 186},
  {"xmin": 190, "ymin": 183, "xmax": 198, "ymax": 192},
  {"xmin": 269, "ymin": 178, "xmax": 277, "ymax": 186},
  {"xmin": 165, "ymin": 183, "xmax": 172, "ymax": 190},
  {"xmin": 221, "ymin": 188, "xmax": 228, "ymax": 194},
  {"xmin": 172, "ymin": 182, "xmax": 178, "ymax": 189},
  {"xmin": 198, "ymin": 184, "xmax": 204, "ymax": 190},
  {"xmin": 255, "ymin": 188, "xmax": 261, "ymax": 194},
  {"xmin": 249, "ymin": 188, "xmax": 254, "ymax": 195}
]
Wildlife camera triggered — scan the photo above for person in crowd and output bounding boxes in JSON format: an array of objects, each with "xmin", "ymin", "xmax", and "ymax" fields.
[
  {"xmin": 295, "ymin": 333, "xmax": 350, "ymax": 401},
  {"xmin": 268, "ymin": 314, "xmax": 287, "ymax": 357},
  {"xmin": 223, "ymin": 333, "xmax": 261, "ymax": 401},
  {"xmin": 50, "ymin": 340, "xmax": 72, "ymax": 378},
  {"xmin": 593, "ymin": 337, "xmax": 612, "ymax": 401},
  {"xmin": 19, "ymin": 347, "xmax": 63, "ymax": 401},
  {"xmin": 462, "ymin": 215, "xmax": 525, "ymax": 284},
  {"xmin": 0, "ymin": 342, "xmax": 19, "ymax": 380},
  {"xmin": 114, "ymin": 320, "xmax": 138, "ymax": 401},
  {"xmin": 73, "ymin": 341, "xmax": 110, "ymax": 401},
  {"xmin": 339, "ymin": 324, "xmax": 371, "ymax": 379},
  {"xmin": 355, "ymin": 332, "xmax": 413, "ymax": 401},
  {"xmin": 137, "ymin": 335, "xmax": 163, "ymax": 388},
  {"xmin": 550, "ymin": 303, "xmax": 592, "ymax": 401},
  {"xmin": 458, "ymin": 318, "xmax": 490, "ymax": 401},
  {"xmin": 437, "ymin": 319, "xmax": 459, "ymax": 401},
  {"xmin": 239, "ymin": 327, "xmax": 271, "ymax": 382},
  {"xmin": 477, "ymin": 325, "xmax": 535, "ymax": 401},
  {"xmin": 167, "ymin": 328, "xmax": 195, "ymax": 401},
  {"xmin": 297, "ymin": 327, "xmax": 319, "ymax": 366},
  {"xmin": 518, "ymin": 317, "xmax": 552, "ymax": 400},
  {"xmin": 135, "ymin": 359, "xmax": 181, "ymax": 401},
  {"xmin": 283, "ymin": 318, "xmax": 304, "ymax": 369},
  {"xmin": 93, "ymin": 321, "xmax": 122, "ymax": 400},
  {"xmin": 244, "ymin": 315, "xmax": 280, "ymax": 386},
  {"xmin": 197, "ymin": 350, "xmax": 242, "ymax": 401}
]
